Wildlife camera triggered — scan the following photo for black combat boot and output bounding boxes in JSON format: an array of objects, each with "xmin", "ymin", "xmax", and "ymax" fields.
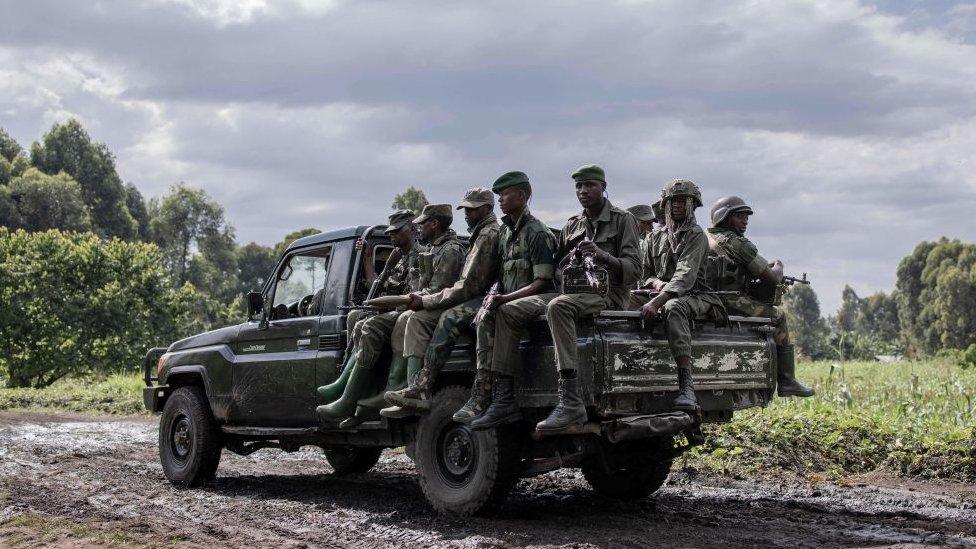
[
  {"xmin": 380, "ymin": 356, "xmax": 427, "ymax": 418},
  {"xmin": 470, "ymin": 374, "xmax": 521, "ymax": 430},
  {"xmin": 776, "ymin": 344, "xmax": 815, "ymax": 397},
  {"xmin": 672, "ymin": 357, "xmax": 699, "ymax": 412},
  {"xmin": 535, "ymin": 372, "xmax": 587, "ymax": 434},
  {"xmin": 452, "ymin": 370, "xmax": 492, "ymax": 424}
]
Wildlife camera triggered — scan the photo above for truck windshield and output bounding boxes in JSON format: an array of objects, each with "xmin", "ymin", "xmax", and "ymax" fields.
[{"xmin": 272, "ymin": 248, "xmax": 331, "ymax": 308}]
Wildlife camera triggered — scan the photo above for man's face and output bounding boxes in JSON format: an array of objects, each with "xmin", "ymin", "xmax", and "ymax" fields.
[
  {"xmin": 419, "ymin": 218, "xmax": 438, "ymax": 242},
  {"xmin": 390, "ymin": 224, "xmax": 414, "ymax": 247},
  {"xmin": 669, "ymin": 198, "xmax": 687, "ymax": 221},
  {"xmin": 575, "ymin": 180, "xmax": 604, "ymax": 210},
  {"xmin": 464, "ymin": 205, "xmax": 490, "ymax": 229},
  {"xmin": 498, "ymin": 187, "xmax": 527, "ymax": 215},
  {"xmin": 728, "ymin": 211, "xmax": 750, "ymax": 234},
  {"xmin": 638, "ymin": 220, "xmax": 654, "ymax": 234}
]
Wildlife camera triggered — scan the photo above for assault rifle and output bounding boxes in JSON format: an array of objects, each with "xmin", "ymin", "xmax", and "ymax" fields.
[
  {"xmin": 560, "ymin": 239, "xmax": 609, "ymax": 297},
  {"xmin": 474, "ymin": 282, "xmax": 500, "ymax": 324}
]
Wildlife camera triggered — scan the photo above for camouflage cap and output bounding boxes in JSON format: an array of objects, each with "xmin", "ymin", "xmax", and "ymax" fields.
[
  {"xmin": 492, "ymin": 171, "xmax": 531, "ymax": 194},
  {"xmin": 384, "ymin": 209, "xmax": 416, "ymax": 234},
  {"xmin": 571, "ymin": 164, "xmax": 606, "ymax": 184},
  {"xmin": 627, "ymin": 204, "xmax": 656, "ymax": 222},
  {"xmin": 413, "ymin": 203, "xmax": 453, "ymax": 224},
  {"xmin": 661, "ymin": 178, "xmax": 703, "ymax": 208},
  {"xmin": 456, "ymin": 187, "xmax": 494, "ymax": 209}
]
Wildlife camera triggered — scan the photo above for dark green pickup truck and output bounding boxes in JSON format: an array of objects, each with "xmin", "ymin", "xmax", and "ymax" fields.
[{"xmin": 144, "ymin": 225, "xmax": 778, "ymax": 515}]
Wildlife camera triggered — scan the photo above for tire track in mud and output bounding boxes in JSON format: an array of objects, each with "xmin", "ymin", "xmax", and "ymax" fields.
[{"xmin": 1, "ymin": 411, "xmax": 974, "ymax": 548}]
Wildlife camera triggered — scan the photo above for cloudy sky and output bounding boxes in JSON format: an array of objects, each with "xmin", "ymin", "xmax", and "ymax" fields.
[{"xmin": 2, "ymin": 0, "xmax": 975, "ymax": 313}]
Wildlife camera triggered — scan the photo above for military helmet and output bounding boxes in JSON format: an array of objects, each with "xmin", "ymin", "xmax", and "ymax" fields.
[
  {"xmin": 710, "ymin": 195, "xmax": 753, "ymax": 227},
  {"xmin": 660, "ymin": 179, "xmax": 702, "ymax": 208}
]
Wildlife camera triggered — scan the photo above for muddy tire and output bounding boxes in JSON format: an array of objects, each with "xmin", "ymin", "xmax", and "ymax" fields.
[
  {"xmin": 582, "ymin": 450, "xmax": 672, "ymax": 500},
  {"xmin": 323, "ymin": 446, "xmax": 383, "ymax": 475},
  {"xmin": 159, "ymin": 386, "xmax": 222, "ymax": 487},
  {"xmin": 415, "ymin": 385, "xmax": 520, "ymax": 517}
]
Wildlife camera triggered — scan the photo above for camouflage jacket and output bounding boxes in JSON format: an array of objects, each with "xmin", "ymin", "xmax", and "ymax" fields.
[
  {"xmin": 645, "ymin": 223, "xmax": 712, "ymax": 297},
  {"xmin": 416, "ymin": 229, "xmax": 466, "ymax": 295},
  {"xmin": 557, "ymin": 200, "xmax": 641, "ymax": 309},
  {"xmin": 638, "ymin": 228, "xmax": 665, "ymax": 288},
  {"xmin": 497, "ymin": 209, "xmax": 557, "ymax": 294},
  {"xmin": 380, "ymin": 241, "xmax": 425, "ymax": 295},
  {"xmin": 422, "ymin": 214, "xmax": 501, "ymax": 310},
  {"xmin": 706, "ymin": 227, "xmax": 769, "ymax": 292}
]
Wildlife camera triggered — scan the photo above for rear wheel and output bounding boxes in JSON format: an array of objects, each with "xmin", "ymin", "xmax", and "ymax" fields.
[
  {"xmin": 582, "ymin": 440, "xmax": 673, "ymax": 500},
  {"xmin": 159, "ymin": 386, "xmax": 222, "ymax": 487},
  {"xmin": 415, "ymin": 385, "xmax": 520, "ymax": 516},
  {"xmin": 323, "ymin": 446, "xmax": 383, "ymax": 475}
]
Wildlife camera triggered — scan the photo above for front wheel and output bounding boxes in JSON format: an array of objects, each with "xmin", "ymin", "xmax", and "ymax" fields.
[
  {"xmin": 415, "ymin": 385, "xmax": 520, "ymax": 516},
  {"xmin": 159, "ymin": 386, "xmax": 222, "ymax": 487},
  {"xmin": 323, "ymin": 446, "xmax": 383, "ymax": 475}
]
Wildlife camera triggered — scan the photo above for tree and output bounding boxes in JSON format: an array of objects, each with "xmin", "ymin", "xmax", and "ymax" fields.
[
  {"xmin": 237, "ymin": 242, "xmax": 276, "ymax": 294},
  {"xmin": 30, "ymin": 119, "xmax": 137, "ymax": 239},
  {"xmin": 782, "ymin": 284, "xmax": 831, "ymax": 359},
  {"xmin": 149, "ymin": 183, "xmax": 230, "ymax": 285},
  {"xmin": 391, "ymin": 186, "xmax": 428, "ymax": 215},
  {"xmin": 0, "ymin": 128, "xmax": 22, "ymax": 163},
  {"xmin": 3, "ymin": 168, "xmax": 92, "ymax": 232},
  {"xmin": 273, "ymin": 227, "xmax": 321, "ymax": 258},
  {"xmin": 124, "ymin": 183, "xmax": 151, "ymax": 241}
]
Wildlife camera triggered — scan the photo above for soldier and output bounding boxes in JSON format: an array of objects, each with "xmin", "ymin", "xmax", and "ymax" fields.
[
  {"xmin": 639, "ymin": 179, "xmax": 725, "ymax": 412},
  {"xmin": 315, "ymin": 210, "xmax": 418, "ymax": 403},
  {"xmin": 452, "ymin": 171, "xmax": 558, "ymax": 426},
  {"xmin": 708, "ymin": 196, "xmax": 814, "ymax": 397},
  {"xmin": 533, "ymin": 165, "xmax": 641, "ymax": 433},
  {"xmin": 317, "ymin": 205, "xmax": 464, "ymax": 427},
  {"xmin": 380, "ymin": 188, "xmax": 501, "ymax": 417},
  {"xmin": 628, "ymin": 204, "xmax": 656, "ymax": 238},
  {"xmin": 626, "ymin": 203, "xmax": 660, "ymax": 310}
]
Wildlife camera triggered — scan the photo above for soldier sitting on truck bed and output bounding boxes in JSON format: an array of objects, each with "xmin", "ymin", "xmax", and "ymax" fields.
[
  {"xmin": 707, "ymin": 196, "xmax": 814, "ymax": 397},
  {"xmin": 380, "ymin": 187, "xmax": 501, "ymax": 418},
  {"xmin": 452, "ymin": 171, "xmax": 558, "ymax": 426},
  {"xmin": 317, "ymin": 206, "xmax": 464, "ymax": 427},
  {"xmin": 639, "ymin": 179, "xmax": 725, "ymax": 412},
  {"xmin": 626, "ymin": 201, "xmax": 662, "ymax": 310}
]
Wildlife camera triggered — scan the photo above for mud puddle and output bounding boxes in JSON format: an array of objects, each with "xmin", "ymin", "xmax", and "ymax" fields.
[{"xmin": 1, "ymin": 411, "xmax": 974, "ymax": 548}]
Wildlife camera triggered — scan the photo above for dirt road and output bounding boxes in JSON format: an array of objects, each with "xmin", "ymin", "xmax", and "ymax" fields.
[{"xmin": 0, "ymin": 411, "xmax": 974, "ymax": 548}]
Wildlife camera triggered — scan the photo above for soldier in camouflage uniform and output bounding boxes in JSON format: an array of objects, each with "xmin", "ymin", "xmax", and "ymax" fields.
[
  {"xmin": 707, "ymin": 195, "xmax": 814, "ymax": 397},
  {"xmin": 639, "ymin": 179, "xmax": 725, "ymax": 412},
  {"xmin": 380, "ymin": 188, "xmax": 501, "ymax": 417},
  {"xmin": 534, "ymin": 165, "xmax": 641, "ymax": 433},
  {"xmin": 626, "ymin": 203, "xmax": 660, "ymax": 310},
  {"xmin": 315, "ymin": 210, "xmax": 418, "ymax": 403},
  {"xmin": 322, "ymin": 204, "xmax": 467, "ymax": 427},
  {"xmin": 454, "ymin": 171, "xmax": 558, "ymax": 427}
]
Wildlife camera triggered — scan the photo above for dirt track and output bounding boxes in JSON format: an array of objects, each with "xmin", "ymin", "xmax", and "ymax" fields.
[{"xmin": 1, "ymin": 411, "xmax": 974, "ymax": 548}]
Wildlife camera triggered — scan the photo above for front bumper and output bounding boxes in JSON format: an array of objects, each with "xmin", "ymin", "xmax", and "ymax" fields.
[{"xmin": 143, "ymin": 385, "xmax": 169, "ymax": 413}]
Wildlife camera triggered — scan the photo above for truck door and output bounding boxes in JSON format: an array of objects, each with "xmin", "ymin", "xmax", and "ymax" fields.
[{"xmin": 234, "ymin": 245, "xmax": 332, "ymax": 426}]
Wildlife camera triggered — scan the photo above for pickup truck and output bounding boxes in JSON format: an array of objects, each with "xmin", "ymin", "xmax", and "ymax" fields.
[{"xmin": 143, "ymin": 225, "xmax": 778, "ymax": 516}]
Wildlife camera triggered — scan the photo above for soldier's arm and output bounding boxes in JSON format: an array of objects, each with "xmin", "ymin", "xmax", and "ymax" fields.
[
  {"xmin": 496, "ymin": 229, "xmax": 555, "ymax": 304},
  {"xmin": 419, "ymin": 244, "xmax": 466, "ymax": 296},
  {"xmin": 422, "ymin": 230, "xmax": 500, "ymax": 310},
  {"xmin": 613, "ymin": 213, "xmax": 642, "ymax": 286},
  {"xmin": 661, "ymin": 230, "xmax": 707, "ymax": 297},
  {"xmin": 726, "ymin": 237, "xmax": 780, "ymax": 286}
]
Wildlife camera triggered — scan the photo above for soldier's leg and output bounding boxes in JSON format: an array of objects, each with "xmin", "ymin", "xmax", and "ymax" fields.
[
  {"xmin": 454, "ymin": 305, "xmax": 497, "ymax": 423},
  {"xmin": 769, "ymin": 305, "xmax": 813, "ymax": 397},
  {"xmin": 472, "ymin": 294, "xmax": 557, "ymax": 430},
  {"xmin": 627, "ymin": 292, "xmax": 651, "ymax": 311},
  {"xmin": 318, "ymin": 310, "xmax": 369, "ymax": 399},
  {"xmin": 345, "ymin": 312, "xmax": 412, "ymax": 426},
  {"xmin": 662, "ymin": 297, "xmax": 698, "ymax": 411}
]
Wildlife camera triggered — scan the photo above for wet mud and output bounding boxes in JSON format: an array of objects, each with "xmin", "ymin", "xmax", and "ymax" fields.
[{"xmin": 1, "ymin": 411, "xmax": 974, "ymax": 548}]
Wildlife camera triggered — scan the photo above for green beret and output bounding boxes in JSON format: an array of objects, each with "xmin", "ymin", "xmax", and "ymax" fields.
[
  {"xmin": 492, "ymin": 171, "xmax": 530, "ymax": 194},
  {"xmin": 457, "ymin": 187, "xmax": 494, "ymax": 209},
  {"xmin": 571, "ymin": 164, "xmax": 606, "ymax": 184},
  {"xmin": 384, "ymin": 209, "xmax": 416, "ymax": 234},
  {"xmin": 414, "ymin": 203, "xmax": 453, "ymax": 224},
  {"xmin": 627, "ymin": 204, "xmax": 655, "ymax": 222}
]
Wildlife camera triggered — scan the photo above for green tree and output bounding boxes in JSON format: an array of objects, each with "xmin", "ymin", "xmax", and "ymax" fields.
[
  {"xmin": 391, "ymin": 186, "xmax": 428, "ymax": 215},
  {"xmin": 29, "ymin": 119, "xmax": 137, "ymax": 239},
  {"xmin": 782, "ymin": 284, "xmax": 831, "ymax": 359},
  {"xmin": 0, "ymin": 228, "xmax": 201, "ymax": 387},
  {"xmin": 149, "ymin": 183, "xmax": 231, "ymax": 285},
  {"xmin": 238, "ymin": 242, "xmax": 276, "ymax": 294},
  {"xmin": 3, "ymin": 168, "xmax": 92, "ymax": 232},
  {"xmin": 273, "ymin": 227, "xmax": 321, "ymax": 258},
  {"xmin": 0, "ymin": 128, "xmax": 22, "ymax": 163},
  {"xmin": 124, "ymin": 183, "xmax": 151, "ymax": 241}
]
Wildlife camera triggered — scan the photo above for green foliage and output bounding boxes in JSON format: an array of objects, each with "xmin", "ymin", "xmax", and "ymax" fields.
[
  {"xmin": 148, "ymin": 183, "xmax": 229, "ymax": 285},
  {"xmin": 783, "ymin": 284, "xmax": 831, "ymax": 359},
  {"xmin": 829, "ymin": 286, "xmax": 902, "ymax": 359},
  {"xmin": 272, "ymin": 227, "xmax": 320, "ymax": 258},
  {"xmin": 238, "ymin": 242, "xmax": 276, "ymax": 294},
  {"xmin": 29, "ymin": 119, "xmax": 137, "ymax": 240},
  {"xmin": 391, "ymin": 186, "xmax": 428, "ymax": 215},
  {"xmin": 0, "ymin": 372, "xmax": 144, "ymax": 415},
  {"xmin": 2, "ymin": 168, "xmax": 93, "ymax": 232},
  {"xmin": 686, "ymin": 359, "xmax": 976, "ymax": 481},
  {"xmin": 0, "ymin": 128, "xmax": 22, "ymax": 163},
  {"xmin": 124, "ymin": 183, "xmax": 151, "ymax": 241},
  {"xmin": 0, "ymin": 228, "xmax": 201, "ymax": 388},
  {"xmin": 0, "ymin": 156, "xmax": 11, "ymax": 185}
]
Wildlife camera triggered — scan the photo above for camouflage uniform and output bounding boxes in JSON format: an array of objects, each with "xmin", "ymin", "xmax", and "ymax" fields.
[
  {"xmin": 402, "ymin": 214, "xmax": 501, "ymax": 389},
  {"xmin": 627, "ymin": 227, "xmax": 665, "ymax": 310}
]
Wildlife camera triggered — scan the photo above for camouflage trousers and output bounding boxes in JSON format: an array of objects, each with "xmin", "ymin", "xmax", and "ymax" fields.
[
  {"xmin": 662, "ymin": 294, "xmax": 725, "ymax": 359},
  {"xmin": 722, "ymin": 295, "xmax": 790, "ymax": 346},
  {"xmin": 626, "ymin": 292, "xmax": 650, "ymax": 311},
  {"xmin": 484, "ymin": 292, "xmax": 606, "ymax": 375},
  {"xmin": 344, "ymin": 309, "xmax": 371, "ymax": 358},
  {"xmin": 355, "ymin": 310, "xmax": 409, "ymax": 369},
  {"xmin": 401, "ymin": 297, "xmax": 482, "ymax": 387}
]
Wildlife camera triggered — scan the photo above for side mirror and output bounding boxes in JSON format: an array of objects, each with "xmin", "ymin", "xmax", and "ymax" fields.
[{"xmin": 247, "ymin": 291, "xmax": 265, "ymax": 320}]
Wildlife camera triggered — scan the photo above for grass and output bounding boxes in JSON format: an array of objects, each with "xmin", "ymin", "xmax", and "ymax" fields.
[
  {"xmin": 685, "ymin": 359, "xmax": 976, "ymax": 482},
  {"xmin": 0, "ymin": 372, "xmax": 145, "ymax": 415}
]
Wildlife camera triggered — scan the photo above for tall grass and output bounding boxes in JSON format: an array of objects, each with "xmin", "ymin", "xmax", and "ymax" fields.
[{"xmin": 0, "ymin": 373, "xmax": 144, "ymax": 415}]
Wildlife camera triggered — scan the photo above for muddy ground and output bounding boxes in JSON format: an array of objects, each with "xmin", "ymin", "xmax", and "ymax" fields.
[{"xmin": 0, "ymin": 411, "xmax": 974, "ymax": 548}]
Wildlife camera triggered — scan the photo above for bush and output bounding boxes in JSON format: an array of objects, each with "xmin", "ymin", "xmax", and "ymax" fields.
[{"xmin": 0, "ymin": 228, "xmax": 203, "ymax": 387}]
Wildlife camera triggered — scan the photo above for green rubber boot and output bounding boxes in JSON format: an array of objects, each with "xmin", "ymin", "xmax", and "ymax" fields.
[
  {"xmin": 380, "ymin": 356, "xmax": 424, "ymax": 418},
  {"xmin": 316, "ymin": 355, "xmax": 355, "ymax": 402},
  {"xmin": 341, "ymin": 355, "xmax": 409, "ymax": 428},
  {"xmin": 316, "ymin": 361, "xmax": 375, "ymax": 421}
]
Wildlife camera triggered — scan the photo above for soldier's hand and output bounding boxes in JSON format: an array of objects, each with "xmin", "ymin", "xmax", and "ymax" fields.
[
  {"xmin": 407, "ymin": 293, "xmax": 423, "ymax": 311},
  {"xmin": 484, "ymin": 293, "xmax": 503, "ymax": 311},
  {"xmin": 640, "ymin": 301, "xmax": 659, "ymax": 320}
]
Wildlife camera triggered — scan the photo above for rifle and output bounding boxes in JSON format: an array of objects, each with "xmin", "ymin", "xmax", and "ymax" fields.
[
  {"xmin": 363, "ymin": 294, "xmax": 412, "ymax": 311},
  {"xmin": 561, "ymin": 239, "xmax": 609, "ymax": 297},
  {"xmin": 782, "ymin": 273, "xmax": 810, "ymax": 286},
  {"xmin": 474, "ymin": 282, "xmax": 500, "ymax": 324}
]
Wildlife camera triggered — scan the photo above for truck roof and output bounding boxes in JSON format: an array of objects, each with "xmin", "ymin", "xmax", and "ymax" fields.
[{"xmin": 287, "ymin": 226, "xmax": 370, "ymax": 250}]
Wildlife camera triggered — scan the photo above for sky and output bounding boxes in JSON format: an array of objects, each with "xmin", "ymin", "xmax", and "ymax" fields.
[{"xmin": 1, "ymin": 0, "xmax": 975, "ymax": 314}]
